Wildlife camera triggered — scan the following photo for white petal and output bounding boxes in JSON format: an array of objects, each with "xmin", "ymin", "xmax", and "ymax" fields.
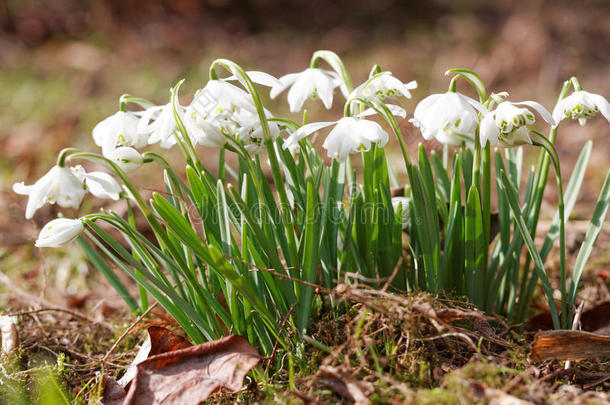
[
  {"xmin": 270, "ymin": 72, "xmax": 301, "ymax": 99},
  {"xmin": 84, "ymin": 171, "xmax": 122, "ymax": 200},
  {"xmin": 479, "ymin": 113, "xmax": 499, "ymax": 147},
  {"xmin": 358, "ymin": 104, "xmax": 406, "ymax": 119},
  {"xmin": 514, "ymin": 100, "xmax": 555, "ymax": 126},
  {"xmin": 287, "ymin": 76, "xmax": 314, "ymax": 113},
  {"xmin": 586, "ymin": 93, "xmax": 610, "ymax": 123},
  {"xmin": 459, "ymin": 94, "xmax": 489, "ymax": 114},
  {"xmin": 225, "ymin": 71, "xmax": 281, "ymax": 88},
  {"xmin": 13, "ymin": 182, "xmax": 34, "ymax": 195},
  {"xmin": 283, "ymin": 121, "xmax": 336, "ymax": 150}
]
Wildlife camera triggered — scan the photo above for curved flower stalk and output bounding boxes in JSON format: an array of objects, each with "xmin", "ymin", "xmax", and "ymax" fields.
[
  {"xmin": 410, "ymin": 92, "xmax": 487, "ymax": 145},
  {"xmin": 270, "ymin": 68, "xmax": 344, "ymax": 112},
  {"xmin": 553, "ymin": 89, "xmax": 610, "ymax": 126},
  {"xmin": 35, "ymin": 217, "xmax": 84, "ymax": 248},
  {"xmin": 93, "ymin": 110, "xmax": 148, "ymax": 156},
  {"xmin": 71, "ymin": 165, "xmax": 122, "ymax": 200},
  {"xmin": 480, "ymin": 98, "xmax": 555, "ymax": 147},
  {"xmin": 13, "ymin": 165, "xmax": 86, "ymax": 219},
  {"xmin": 349, "ymin": 71, "xmax": 417, "ymax": 103}
]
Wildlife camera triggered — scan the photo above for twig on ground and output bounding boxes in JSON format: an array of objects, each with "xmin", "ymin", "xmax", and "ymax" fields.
[
  {"xmin": 101, "ymin": 301, "xmax": 159, "ymax": 365},
  {"xmin": 265, "ymin": 301, "xmax": 298, "ymax": 376}
]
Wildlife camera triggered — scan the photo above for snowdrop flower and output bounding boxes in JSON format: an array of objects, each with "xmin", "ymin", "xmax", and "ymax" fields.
[
  {"xmin": 184, "ymin": 107, "xmax": 227, "ymax": 149},
  {"xmin": 189, "ymin": 80, "xmax": 278, "ymax": 151},
  {"xmin": 138, "ymin": 101, "xmax": 190, "ymax": 149},
  {"xmin": 237, "ymin": 113, "xmax": 281, "ymax": 154},
  {"xmin": 13, "ymin": 166, "xmax": 86, "ymax": 219},
  {"xmin": 193, "ymin": 80, "xmax": 257, "ymax": 117},
  {"xmin": 35, "ymin": 218, "xmax": 84, "ymax": 248},
  {"xmin": 391, "ymin": 196, "xmax": 411, "ymax": 230},
  {"xmin": 71, "ymin": 165, "xmax": 122, "ymax": 200},
  {"xmin": 350, "ymin": 72, "xmax": 417, "ymax": 102},
  {"xmin": 284, "ymin": 116, "xmax": 388, "ymax": 163},
  {"xmin": 480, "ymin": 100, "xmax": 554, "ymax": 147},
  {"xmin": 92, "ymin": 111, "xmax": 147, "ymax": 156},
  {"xmin": 106, "ymin": 147, "xmax": 143, "ymax": 173},
  {"xmin": 410, "ymin": 92, "xmax": 487, "ymax": 146},
  {"xmin": 552, "ymin": 90, "xmax": 610, "ymax": 126},
  {"xmin": 270, "ymin": 68, "xmax": 344, "ymax": 113}
]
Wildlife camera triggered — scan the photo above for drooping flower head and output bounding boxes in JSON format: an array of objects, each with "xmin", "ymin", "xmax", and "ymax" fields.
[
  {"xmin": 270, "ymin": 68, "xmax": 345, "ymax": 113},
  {"xmin": 283, "ymin": 107, "xmax": 402, "ymax": 163},
  {"xmin": 350, "ymin": 71, "xmax": 417, "ymax": 103},
  {"xmin": 93, "ymin": 111, "xmax": 147, "ymax": 156},
  {"xmin": 71, "ymin": 165, "xmax": 122, "ymax": 200},
  {"xmin": 13, "ymin": 166, "xmax": 86, "ymax": 219},
  {"xmin": 480, "ymin": 98, "xmax": 554, "ymax": 147},
  {"xmin": 188, "ymin": 79, "xmax": 279, "ymax": 152},
  {"xmin": 106, "ymin": 147, "xmax": 144, "ymax": 173},
  {"xmin": 35, "ymin": 218, "xmax": 84, "ymax": 248},
  {"xmin": 410, "ymin": 92, "xmax": 487, "ymax": 146},
  {"xmin": 553, "ymin": 90, "xmax": 610, "ymax": 126}
]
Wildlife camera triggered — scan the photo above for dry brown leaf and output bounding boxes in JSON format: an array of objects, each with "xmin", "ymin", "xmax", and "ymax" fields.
[
  {"xmin": 580, "ymin": 301, "xmax": 610, "ymax": 334},
  {"xmin": 118, "ymin": 326, "xmax": 192, "ymax": 388},
  {"xmin": 101, "ymin": 374, "xmax": 128, "ymax": 405},
  {"xmin": 318, "ymin": 365, "xmax": 374, "ymax": 405},
  {"xmin": 531, "ymin": 330, "xmax": 610, "ymax": 361},
  {"xmin": 123, "ymin": 334, "xmax": 260, "ymax": 404}
]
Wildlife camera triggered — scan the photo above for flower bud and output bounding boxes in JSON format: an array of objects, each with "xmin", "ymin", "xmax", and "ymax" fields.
[{"xmin": 35, "ymin": 218, "xmax": 84, "ymax": 248}]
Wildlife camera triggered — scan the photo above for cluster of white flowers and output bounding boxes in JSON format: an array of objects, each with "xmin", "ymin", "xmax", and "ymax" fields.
[{"xmin": 13, "ymin": 55, "xmax": 610, "ymax": 248}]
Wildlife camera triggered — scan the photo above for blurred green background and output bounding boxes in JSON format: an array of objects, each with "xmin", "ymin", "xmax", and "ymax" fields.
[{"xmin": 0, "ymin": 0, "xmax": 608, "ymax": 293}]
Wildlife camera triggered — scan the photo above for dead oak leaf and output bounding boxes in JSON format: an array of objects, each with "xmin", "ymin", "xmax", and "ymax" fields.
[
  {"xmin": 102, "ymin": 330, "xmax": 260, "ymax": 405},
  {"xmin": 123, "ymin": 334, "xmax": 260, "ymax": 405},
  {"xmin": 118, "ymin": 326, "xmax": 192, "ymax": 388}
]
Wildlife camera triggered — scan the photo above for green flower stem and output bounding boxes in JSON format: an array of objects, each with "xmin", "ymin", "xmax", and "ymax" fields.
[
  {"xmin": 210, "ymin": 59, "xmax": 299, "ymax": 267},
  {"xmin": 570, "ymin": 77, "xmax": 582, "ymax": 92},
  {"xmin": 120, "ymin": 94, "xmax": 155, "ymax": 107},
  {"xmin": 514, "ymin": 79, "xmax": 572, "ymax": 322},
  {"xmin": 445, "ymin": 69, "xmax": 487, "ymax": 102},
  {"xmin": 310, "ymin": 50, "xmax": 354, "ymax": 93},
  {"xmin": 56, "ymin": 147, "xmax": 81, "ymax": 167},
  {"xmin": 170, "ymin": 80, "xmax": 204, "ymax": 172},
  {"xmin": 531, "ymin": 130, "xmax": 568, "ymax": 328}
]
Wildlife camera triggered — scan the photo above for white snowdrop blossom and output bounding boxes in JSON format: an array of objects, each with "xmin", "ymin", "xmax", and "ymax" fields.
[
  {"xmin": 188, "ymin": 80, "xmax": 278, "ymax": 152},
  {"xmin": 480, "ymin": 100, "xmax": 554, "ymax": 147},
  {"xmin": 35, "ymin": 218, "xmax": 84, "ymax": 248},
  {"xmin": 552, "ymin": 90, "xmax": 610, "ymax": 126},
  {"xmin": 71, "ymin": 165, "xmax": 122, "ymax": 200},
  {"xmin": 350, "ymin": 72, "xmax": 417, "ymax": 102},
  {"xmin": 270, "ymin": 68, "xmax": 344, "ymax": 113},
  {"xmin": 237, "ymin": 112, "xmax": 281, "ymax": 154},
  {"xmin": 106, "ymin": 147, "xmax": 143, "ymax": 173},
  {"xmin": 13, "ymin": 166, "xmax": 86, "ymax": 219},
  {"xmin": 391, "ymin": 196, "xmax": 411, "ymax": 230},
  {"xmin": 284, "ymin": 117, "xmax": 388, "ymax": 163},
  {"xmin": 92, "ymin": 111, "xmax": 147, "ymax": 156},
  {"xmin": 410, "ymin": 92, "xmax": 487, "ymax": 146}
]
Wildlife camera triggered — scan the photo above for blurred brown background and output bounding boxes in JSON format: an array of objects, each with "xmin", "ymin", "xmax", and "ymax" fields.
[{"xmin": 1, "ymin": 0, "xmax": 609, "ymax": 251}]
